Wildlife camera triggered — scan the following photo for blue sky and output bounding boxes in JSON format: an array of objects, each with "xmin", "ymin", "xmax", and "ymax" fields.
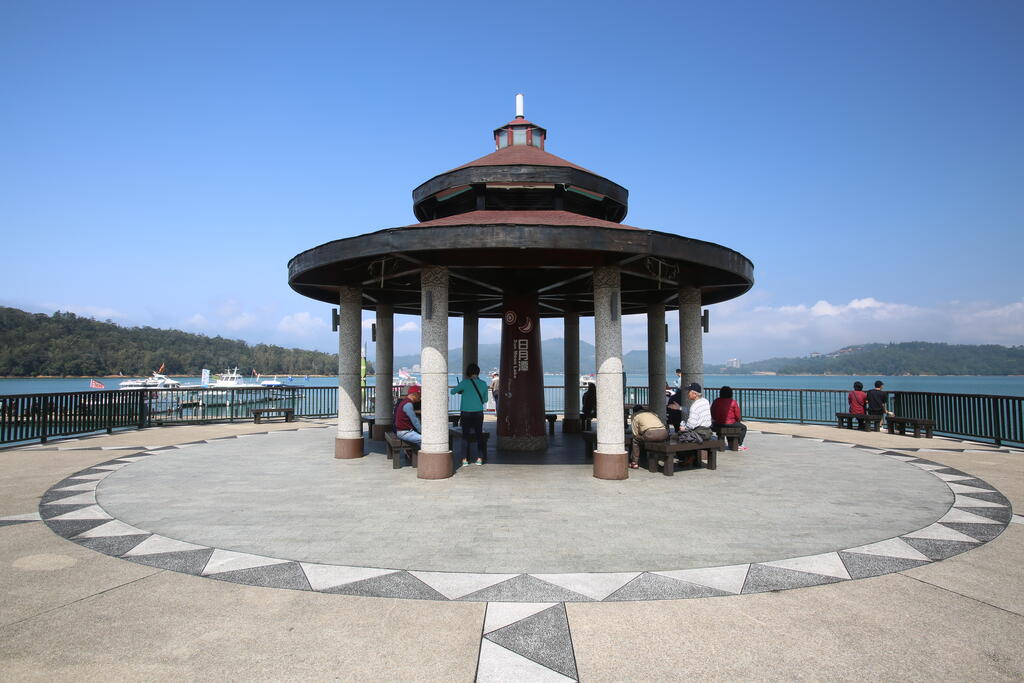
[{"xmin": 2, "ymin": 1, "xmax": 1021, "ymax": 364}]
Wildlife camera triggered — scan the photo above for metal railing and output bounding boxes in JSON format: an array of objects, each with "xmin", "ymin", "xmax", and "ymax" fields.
[{"xmin": 2, "ymin": 385, "xmax": 1021, "ymax": 447}]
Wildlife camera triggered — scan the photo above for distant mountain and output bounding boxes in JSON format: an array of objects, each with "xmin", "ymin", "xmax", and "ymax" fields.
[{"xmin": 0, "ymin": 307, "xmax": 337, "ymax": 376}]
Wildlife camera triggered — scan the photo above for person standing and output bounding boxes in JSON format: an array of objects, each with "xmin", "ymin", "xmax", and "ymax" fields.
[
  {"xmin": 394, "ymin": 385, "xmax": 422, "ymax": 447},
  {"xmin": 489, "ymin": 372, "xmax": 501, "ymax": 411},
  {"xmin": 865, "ymin": 380, "xmax": 891, "ymax": 430},
  {"xmin": 629, "ymin": 405, "xmax": 668, "ymax": 470},
  {"xmin": 680, "ymin": 383, "xmax": 714, "ymax": 441},
  {"xmin": 673, "ymin": 368, "xmax": 683, "ymax": 389},
  {"xmin": 581, "ymin": 382, "xmax": 597, "ymax": 430},
  {"xmin": 451, "ymin": 364, "xmax": 488, "ymax": 466},
  {"xmin": 711, "ymin": 385, "xmax": 748, "ymax": 450}
]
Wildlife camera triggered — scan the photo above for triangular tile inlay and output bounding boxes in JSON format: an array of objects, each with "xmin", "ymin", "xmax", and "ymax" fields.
[
  {"xmin": 903, "ymin": 523, "xmax": 981, "ymax": 543},
  {"xmin": 483, "ymin": 602, "xmax": 557, "ymax": 634},
  {"xmin": 763, "ymin": 552, "xmax": 851, "ymax": 580},
  {"xmin": 409, "ymin": 571, "xmax": 519, "ymax": 600},
  {"xmin": 529, "ymin": 572, "xmax": 640, "ymax": 601},
  {"xmin": 476, "ymin": 640, "xmax": 574, "ymax": 683},
  {"xmin": 300, "ymin": 563, "xmax": 398, "ymax": 592},
  {"xmin": 201, "ymin": 549, "xmax": 289, "ymax": 575},
  {"xmin": 486, "ymin": 604, "xmax": 577, "ymax": 680},
  {"xmin": 124, "ymin": 535, "xmax": 208, "ymax": 557},
  {"xmin": 653, "ymin": 564, "xmax": 750, "ymax": 595},
  {"xmin": 844, "ymin": 537, "xmax": 930, "ymax": 562}
]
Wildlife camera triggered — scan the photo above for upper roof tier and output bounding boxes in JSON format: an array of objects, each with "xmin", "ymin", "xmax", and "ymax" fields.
[{"xmin": 412, "ymin": 97, "xmax": 628, "ymax": 224}]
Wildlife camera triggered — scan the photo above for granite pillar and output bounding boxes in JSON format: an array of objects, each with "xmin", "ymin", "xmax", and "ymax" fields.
[
  {"xmin": 335, "ymin": 285, "xmax": 364, "ymax": 459},
  {"xmin": 678, "ymin": 285, "xmax": 704, "ymax": 404},
  {"xmin": 371, "ymin": 303, "xmax": 393, "ymax": 441},
  {"xmin": 592, "ymin": 266, "xmax": 627, "ymax": 479},
  {"xmin": 418, "ymin": 267, "xmax": 453, "ymax": 479}
]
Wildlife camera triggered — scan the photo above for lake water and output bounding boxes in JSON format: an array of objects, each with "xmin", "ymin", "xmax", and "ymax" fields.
[{"xmin": 2, "ymin": 374, "xmax": 1022, "ymax": 397}]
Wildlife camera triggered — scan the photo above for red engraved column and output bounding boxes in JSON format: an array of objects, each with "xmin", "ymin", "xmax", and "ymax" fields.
[{"xmin": 497, "ymin": 292, "xmax": 548, "ymax": 451}]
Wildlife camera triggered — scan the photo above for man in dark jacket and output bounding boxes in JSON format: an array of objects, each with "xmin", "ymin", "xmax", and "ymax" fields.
[{"xmin": 865, "ymin": 380, "xmax": 892, "ymax": 428}]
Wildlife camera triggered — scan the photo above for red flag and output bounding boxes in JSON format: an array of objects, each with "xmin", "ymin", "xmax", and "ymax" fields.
[
  {"xmin": 90, "ymin": 379, "xmax": 105, "ymax": 389},
  {"xmin": 157, "ymin": 363, "xmax": 165, "ymax": 373}
]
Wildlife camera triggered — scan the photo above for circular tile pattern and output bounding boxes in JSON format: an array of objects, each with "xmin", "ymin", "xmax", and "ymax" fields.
[{"xmin": 39, "ymin": 427, "xmax": 1014, "ymax": 602}]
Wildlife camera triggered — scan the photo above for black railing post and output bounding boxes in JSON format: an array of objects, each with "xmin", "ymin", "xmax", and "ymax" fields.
[
  {"xmin": 40, "ymin": 398, "xmax": 49, "ymax": 444},
  {"xmin": 106, "ymin": 391, "xmax": 114, "ymax": 434},
  {"xmin": 799, "ymin": 390, "xmax": 805, "ymax": 424},
  {"xmin": 137, "ymin": 391, "xmax": 146, "ymax": 429},
  {"xmin": 991, "ymin": 396, "xmax": 1002, "ymax": 446}
]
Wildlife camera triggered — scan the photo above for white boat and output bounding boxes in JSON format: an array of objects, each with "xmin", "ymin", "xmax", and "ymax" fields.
[
  {"xmin": 118, "ymin": 373, "xmax": 181, "ymax": 390},
  {"xmin": 201, "ymin": 368, "xmax": 263, "ymax": 406},
  {"xmin": 580, "ymin": 374, "xmax": 596, "ymax": 387}
]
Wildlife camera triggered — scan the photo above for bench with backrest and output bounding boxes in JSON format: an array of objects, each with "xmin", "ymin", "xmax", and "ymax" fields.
[
  {"xmin": 886, "ymin": 416, "xmax": 935, "ymax": 438},
  {"xmin": 384, "ymin": 431, "xmax": 418, "ymax": 469},
  {"xmin": 644, "ymin": 439, "xmax": 724, "ymax": 475},
  {"xmin": 713, "ymin": 424, "xmax": 743, "ymax": 451},
  {"xmin": 252, "ymin": 407, "xmax": 294, "ymax": 424},
  {"xmin": 835, "ymin": 412, "xmax": 882, "ymax": 432}
]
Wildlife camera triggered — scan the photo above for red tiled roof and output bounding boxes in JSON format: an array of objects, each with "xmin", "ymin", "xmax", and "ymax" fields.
[
  {"xmin": 449, "ymin": 145, "xmax": 595, "ymax": 174},
  {"xmin": 405, "ymin": 210, "xmax": 640, "ymax": 231},
  {"xmin": 495, "ymin": 118, "xmax": 542, "ymax": 129}
]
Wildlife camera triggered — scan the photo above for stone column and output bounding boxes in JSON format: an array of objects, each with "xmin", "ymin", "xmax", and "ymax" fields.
[
  {"xmin": 462, "ymin": 309, "xmax": 479, "ymax": 372},
  {"xmin": 647, "ymin": 302, "xmax": 667, "ymax": 421},
  {"xmin": 678, "ymin": 285, "xmax": 704, "ymax": 400},
  {"xmin": 335, "ymin": 286, "xmax": 364, "ymax": 459},
  {"xmin": 371, "ymin": 303, "xmax": 393, "ymax": 441},
  {"xmin": 592, "ymin": 266, "xmax": 627, "ymax": 479},
  {"xmin": 497, "ymin": 291, "xmax": 547, "ymax": 450},
  {"xmin": 562, "ymin": 306, "xmax": 581, "ymax": 433},
  {"xmin": 418, "ymin": 266, "xmax": 453, "ymax": 479}
]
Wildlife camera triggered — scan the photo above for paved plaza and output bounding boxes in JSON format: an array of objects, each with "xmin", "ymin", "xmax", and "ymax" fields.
[{"xmin": 1, "ymin": 418, "xmax": 1022, "ymax": 680}]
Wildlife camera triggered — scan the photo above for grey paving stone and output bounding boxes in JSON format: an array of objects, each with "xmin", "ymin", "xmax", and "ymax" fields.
[
  {"xmin": 325, "ymin": 571, "xmax": 446, "ymax": 600},
  {"xmin": 838, "ymin": 551, "xmax": 931, "ymax": 579},
  {"xmin": 0, "ymin": 520, "xmax": 37, "ymax": 527},
  {"xmin": 902, "ymin": 538, "xmax": 980, "ymax": 561},
  {"xmin": 39, "ymin": 504, "xmax": 94, "ymax": 520},
  {"xmin": 43, "ymin": 518, "xmax": 110, "ymax": 539},
  {"xmin": 604, "ymin": 572, "xmax": 731, "ymax": 601},
  {"xmin": 486, "ymin": 604, "xmax": 577, "ymax": 680},
  {"xmin": 40, "ymin": 489, "xmax": 96, "ymax": 505},
  {"xmin": 76, "ymin": 534, "xmax": 151, "ymax": 557},
  {"xmin": 126, "ymin": 548, "xmax": 216, "ymax": 574},
  {"xmin": 954, "ymin": 505, "xmax": 1012, "ymax": 524},
  {"xmin": 459, "ymin": 575, "xmax": 591, "ymax": 603},
  {"xmin": 207, "ymin": 561, "xmax": 312, "ymax": 591},
  {"xmin": 741, "ymin": 564, "xmax": 844, "ymax": 594},
  {"xmin": 935, "ymin": 522, "xmax": 1008, "ymax": 544}
]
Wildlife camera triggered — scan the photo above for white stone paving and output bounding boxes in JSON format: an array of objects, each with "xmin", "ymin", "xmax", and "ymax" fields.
[
  {"xmin": 844, "ymin": 537, "xmax": 931, "ymax": 562},
  {"xmin": 299, "ymin": 563, "xmax": 398, "ymax": 591},
  {"xmin": 49, "ymin": 505, "xmax": 113, "ymax": 521},
  {"xmin": 476, "ymin": 640, "xmax": 574, "ymax": 683},
  {"xmin": 529, "ymin": 572, "xmax": 641, "ymax": 601},
  {"xmin": 653, "ymin": 564, "xmax": 751, "ymax": 594},
  {"xmin": 763, "ymin": 552, "xmax": 851, "ymax": 580},
  {"xmin": 903, "ymin": 523, "xmax": 981, "ymax": 543},
  {"xmin": 202, "ymin": 549, "xmax": 288, "ymax": 575},
  {"xmin": 484, "ymin": 603, "xmax": 557, "ymax": 634},
  {"xmin": 938, "ymin": 508, "xmax": 1003, "ymax": 525},
  {"xmin": 410, "ymin": 571, "xmax": 520, "ymax": 600},
  {"xmin": 75, "ymin": 519, "xmax": 149, "ymax": 538},
  {"xmin": 124, "ymin": 535, "xmax": 209, "ymax": 556}
]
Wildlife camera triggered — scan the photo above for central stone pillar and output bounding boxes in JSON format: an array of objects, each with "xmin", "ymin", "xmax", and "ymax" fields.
[
  {"xmin": 678, "ymin": 285, "xmax": 704, "ymax": 399},
  {"xmin": 462, "ymin": 309, "xmax": 479, "ymax": 370},
  {"xmin": 593, "ymin": 266, "xmax": 627, "ymax": 479},
  {"xmin": 371, "ymin": 303, "xmax": 393, "ymax": 441},
  {"xmin": 647, "ymin": 302, "xmax": 667, "ymax": 421},
  {"xmin": 562, "ymin": 306, "xmax": 581, "ymax": 433},
  {"xmin": 497, "ymin": 291, "xmax": 547, "ymax": 451},
  {"xmin": 418, "ymin": 266, "xmax": 453, "ymax": 479},
  {"xmin": 335, "ymin": 285, "xmax": 364, "ymax": 459}
]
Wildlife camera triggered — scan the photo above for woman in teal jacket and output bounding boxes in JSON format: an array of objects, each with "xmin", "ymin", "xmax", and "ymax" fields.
[{"xmin": 450, "ymin": 363, "xmax": 489, "ymax": 466}]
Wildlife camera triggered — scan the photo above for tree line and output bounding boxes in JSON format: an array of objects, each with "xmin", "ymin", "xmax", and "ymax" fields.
[
  {"xmin": 0, "ymin": 307, "xmax": 339, "ymax": 377},
  {"xmin": 763, "ymin": 342, "xmax": 1024, "ymax": 376}
]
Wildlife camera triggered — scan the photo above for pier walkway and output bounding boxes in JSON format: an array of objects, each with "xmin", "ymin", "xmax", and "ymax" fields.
[{"xmin": 1, "ymin": 419, "xmax": 1022, "ymax": 680}]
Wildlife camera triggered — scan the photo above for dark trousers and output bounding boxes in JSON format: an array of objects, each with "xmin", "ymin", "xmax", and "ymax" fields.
[
  {"xmin": 460, "ymin": 410, "xmax": 485, "ymax": 460},
  {"xmin": 631, "ymin": 427, "xmax": 668, "ymax": 464},
  {"xmin": 714, "ymin": 421, "xmax": 747, "ymax": 445}
]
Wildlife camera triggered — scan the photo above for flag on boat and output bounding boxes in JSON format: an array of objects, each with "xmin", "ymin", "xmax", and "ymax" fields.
[
  {"xmin": 89, "ymin": 379, "xmax": 105, "ymax": 389},
  {"xmin": 157, "ymin": 363, "xmax": 165, "ymax": 373},
  {"xmin": 398, "ymin": 368, "xmax": 412, "ymax": 380},
  {"xmin": 288, "ymin": 375, "xmax": 293, "ymax": 382}
]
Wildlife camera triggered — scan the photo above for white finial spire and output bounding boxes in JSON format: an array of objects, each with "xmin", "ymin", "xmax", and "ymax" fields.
[{"xmin": 515, "ymin": 93, "xmax": 524, "ymax": 119}]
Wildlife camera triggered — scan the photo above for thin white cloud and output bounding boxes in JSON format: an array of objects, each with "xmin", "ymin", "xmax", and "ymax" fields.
[
  {"xmin": 278, "ymin": 312, "xmax": 327, "ymax": 337},
  {"xmin": 224, "ymin": 312, "xmax": 257, "ymax": 331},
  {"xmin": 396, "ymin": 321, "xmax": 418, "ymax": 333}
]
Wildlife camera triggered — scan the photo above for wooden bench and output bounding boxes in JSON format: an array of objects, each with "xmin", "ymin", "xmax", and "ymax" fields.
[
  {"xmin": 714, "ymin": 424, "xmax": 744, "ymax": 451},
  {"xmin": 887, "ymin": 416, "xmax": 935, "ymax": 438},
  {"xmin": 545, "ymin": 414, "xmax": 557, "ymax": 435},
  {"xmin": 384, "ymin": 431, "xmax": 418, "ymax": 469},
  {"xmin": 252, "ymin": 407, "xmax": 294, "ymax": 424},
  {"xmin": 644, "ymin": 439, "xmax": 724, "ymax": 475},
  {"xmin": 448, "ymin": 427, "xmax": 491, "ymax": 462},
  {"xmin": 835, "ymin": 412, "xmax": 882, "ymax": 432}
]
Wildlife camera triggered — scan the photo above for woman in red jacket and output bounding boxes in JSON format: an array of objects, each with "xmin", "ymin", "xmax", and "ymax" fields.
[
  {"xmin": 848, "ymin": 381, "xmax": 869, "ymax": 430},
  {"xmin": 711, "ymin": 386, "xmax": 748, "ymax": 451}
]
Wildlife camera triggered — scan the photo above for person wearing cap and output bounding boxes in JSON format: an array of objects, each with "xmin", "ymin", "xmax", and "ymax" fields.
[
  {"xmin": 394, "ymin": 385, "xmax": 422, "ymax": 446},
  {"xmin": 681, "ymin": 382, "xmax": 714, "ymax": 441}
]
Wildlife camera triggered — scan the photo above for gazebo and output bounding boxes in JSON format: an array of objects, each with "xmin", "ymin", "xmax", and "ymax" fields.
[{"xmin": 288, "ymin": 96, "xmax": 754, "ymax": 480}]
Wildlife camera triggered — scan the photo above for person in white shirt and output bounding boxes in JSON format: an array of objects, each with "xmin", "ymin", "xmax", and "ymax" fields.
[{"xmin": 681, "ymin": 382, "xmax": 714, "ymax": 440}]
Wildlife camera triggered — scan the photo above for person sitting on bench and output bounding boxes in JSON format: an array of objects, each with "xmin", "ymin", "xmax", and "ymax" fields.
[
  {"xmin": 680, "ymin": 383, "xmax": 714, "ymax": 442},
  {"xmin": 630, "ymin": 405, "xmax": 669, "ymax": 470},
  {"xmin": 394, "ymin": 385, "xmax": 422, "ymax": 447},
  {"xmin": 711, "ymin": 385, "xmax": 748, "ymax": 451},
  {"xmin": 848, "ymin": 381, "xmax": 869, "ymax": 430},
  {"xmin": 865, "ymin": 380, "xmax": 893, "ymax": 428}
]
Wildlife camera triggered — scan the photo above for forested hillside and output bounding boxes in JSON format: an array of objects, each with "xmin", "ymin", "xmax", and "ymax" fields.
[
  {"xmin": 0, "ymin": 308, "xmax": 337, "ymax": 376},
  {"xmin": 766, "ymin": 342, "xmax": 1024, "ymax": 376}
]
